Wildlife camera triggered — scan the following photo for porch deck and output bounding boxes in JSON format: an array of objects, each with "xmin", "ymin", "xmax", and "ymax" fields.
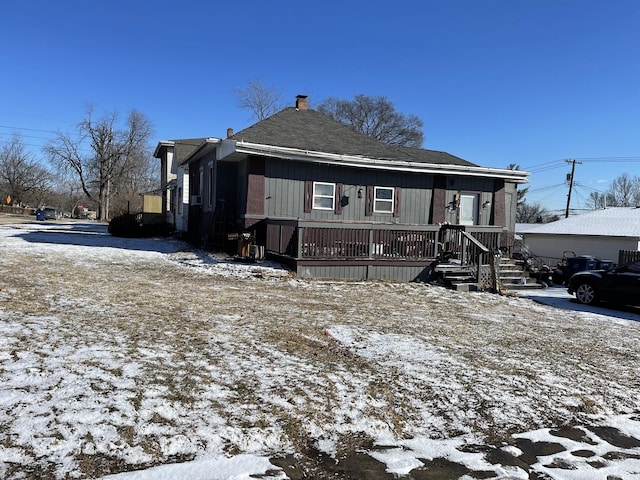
[{"xmin": 263, "ymin": 219, "xmax": 510, "ymax": 284}]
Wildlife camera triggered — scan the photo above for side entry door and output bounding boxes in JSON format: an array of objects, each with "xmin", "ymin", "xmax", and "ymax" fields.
[{"xmin": 459, "ymin": 194, "xmax": 478, "ymax": 225}]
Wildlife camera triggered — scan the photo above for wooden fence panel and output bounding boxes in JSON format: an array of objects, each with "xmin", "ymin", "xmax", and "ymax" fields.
[{"xmin": 618, "ymin": 250, "xmax": 640, "ymax": 265}]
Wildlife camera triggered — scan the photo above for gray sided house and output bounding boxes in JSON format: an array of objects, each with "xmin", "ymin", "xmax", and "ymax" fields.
[{"xmin": 154, "ymin": 96, "xmax": 529, "ymax": 281}]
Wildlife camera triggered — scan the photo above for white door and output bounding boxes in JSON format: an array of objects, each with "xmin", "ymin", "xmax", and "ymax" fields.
[{"xmin": 459, "ymin": 194, "xmax": 478, "ymax": 225}]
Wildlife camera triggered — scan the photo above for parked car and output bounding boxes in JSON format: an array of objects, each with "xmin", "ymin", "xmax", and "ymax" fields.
[
  {"xmin": 567, "ymin": 260, "xmax": 640, "ymax": 306},
  {"xmin": 42, "ymin": 207, "xmax": 58, "ymax": 220}
]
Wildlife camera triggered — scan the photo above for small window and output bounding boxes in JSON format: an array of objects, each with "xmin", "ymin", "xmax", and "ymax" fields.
[
  {"xmin": 313, "ymin": 182, "xmax": 335, "ymax": 210},
  {"xmin": 374, "ymin": 187, "xmax": 394, "ymax": 213}
]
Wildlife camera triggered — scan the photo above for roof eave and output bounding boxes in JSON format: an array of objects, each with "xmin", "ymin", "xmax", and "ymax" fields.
[
  {"xmin": 228, "ymin": 141, "xmax": 529, "ymax": 183},
  {"xmin": 153, "ymin": 140, "xmax": 175, "ymax": 158},
  {"xmin": 179, "ymin": 138, "xmax": 222, "ymax": 166}
]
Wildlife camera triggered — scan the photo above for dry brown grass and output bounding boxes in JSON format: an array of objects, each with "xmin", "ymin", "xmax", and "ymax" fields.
[{"xmin": 1, "ymin": 221, "xmax": 640, "ymax": 479}]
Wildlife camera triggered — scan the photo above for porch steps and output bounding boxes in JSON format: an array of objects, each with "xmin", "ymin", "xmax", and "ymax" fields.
[
  {"xmin": 435, "ymin": 258, "xmax": 545, "ymax": 292},
  {"xmin": 499, "ymin": 258, "xmax": 544, "ymax": 291},
  {"xmin": 434, "ymin": 263, "xmax": 478, "ymax": 292}
]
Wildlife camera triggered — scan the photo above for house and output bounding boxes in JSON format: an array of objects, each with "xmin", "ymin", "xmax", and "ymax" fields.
[
  {"xmin": 154, "ymin": 95, "xmax": 528, "ymax": 282},
  {"xmin": 516, "ymin": 207, "xmax": 640, "ymax": 265},
  {"xmin": 153, "ymin": 138, "xmax": 206, "ymax": 233}
]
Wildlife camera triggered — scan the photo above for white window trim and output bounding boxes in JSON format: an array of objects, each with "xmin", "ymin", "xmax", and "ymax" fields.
[
  {"xmin": 312, "ymin": 182, "xmax": 336, "ymax": 210},
  {"xmin": 373, "ymin": 186, "xmax": 394, "ymax": 213}
]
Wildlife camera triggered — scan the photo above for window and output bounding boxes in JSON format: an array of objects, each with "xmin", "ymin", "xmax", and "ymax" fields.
[
  {"xmin": 365, "ymin": 185, "xmax": 400, "ymax": 217},
  {"xmin": 374, "ymin": 187, "xmax": 394, "ymax": 213},
  {"xmin": 313, "ymin": 182, "xmax": 335, "ymax": 210}
]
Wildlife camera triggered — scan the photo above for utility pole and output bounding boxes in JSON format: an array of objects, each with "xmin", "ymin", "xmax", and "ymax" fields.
[{"xmin": 564, "ymin": 159, "xmax": 582, "ymax": 218}]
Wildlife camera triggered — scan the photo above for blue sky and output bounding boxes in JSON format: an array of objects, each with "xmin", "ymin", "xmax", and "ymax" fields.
[{"xmin": 1, "ymin": 0, "xmax": 639, "ymax": 214}]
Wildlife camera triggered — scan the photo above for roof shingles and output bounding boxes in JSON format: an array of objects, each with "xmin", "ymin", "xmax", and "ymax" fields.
[{"xmin": 229, "ymin": 108, "xmax": 477, "ymax": 167}]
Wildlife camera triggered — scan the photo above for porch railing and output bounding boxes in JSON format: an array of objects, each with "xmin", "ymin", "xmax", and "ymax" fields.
[{"xmin": 265, "ymin": 220, "xmax": 502, "ymax": 263}]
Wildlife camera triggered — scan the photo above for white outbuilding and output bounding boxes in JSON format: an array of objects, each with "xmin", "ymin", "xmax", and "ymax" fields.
[{"xmin": 516, "ymin": 207, "xmax": 640, "ymax": 264}]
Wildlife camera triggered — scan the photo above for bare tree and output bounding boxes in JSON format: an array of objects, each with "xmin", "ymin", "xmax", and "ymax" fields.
[
  {"xmin": 516, "ymin": 202, "xmax": 555, "ymax": 223},
  {"xmin": 605, "ymin": 173, "xmax": 640, "ymax": 207},
  {"xmin": 317, "ymin": 94, "xmax": 424, "ymax": 147},
  {"xmin": 45, "ymin": 106, "xmax": 154, "ymax": 221},
  {"xmin": 235, "ymin": 78, "xmax": 284, "ymax": 121},
  {"xmin": 508, "ymin": 164, "xmax": 529, "ymax": 207},
  {"xmin": 109, "ymin": 153, "xmax": 159, "ymax": 217},
  {"xmin": 586, "ymin": 191, "xmax": 608, "ymax": 209},
  {"xmin": 0, "ymin": 134, "xmax": 52, "ymax": 206}
]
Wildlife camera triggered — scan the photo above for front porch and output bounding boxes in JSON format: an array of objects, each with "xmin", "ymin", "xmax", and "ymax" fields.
[{"xmin": 262, "ymin": 219, "xmax": 510, "ymax": 285}]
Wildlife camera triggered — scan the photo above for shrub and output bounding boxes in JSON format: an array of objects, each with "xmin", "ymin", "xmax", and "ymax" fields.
[
  {"xmin": 140, "ymin": 222, "xmax": 174, "ymax": 237},
  {"xmin": 108, "ymin": 214, "xmax": 141, "ymax": 238},
  {"xmin": 109, "ymin": 214, "xmax": 174, "ymax": 238}
]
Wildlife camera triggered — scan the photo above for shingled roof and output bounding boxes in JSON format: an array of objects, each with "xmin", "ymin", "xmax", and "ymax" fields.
[
  {"xmin": 229, "ymin": 107, "xmax": 477, "ymax": 167},
  {"xmin": 173, "ymin": 138, "xmax": 207, "ymax": 162},
  {"xmin": 153, "ymin": 138, "xmax": 206, "ymax": 162}
]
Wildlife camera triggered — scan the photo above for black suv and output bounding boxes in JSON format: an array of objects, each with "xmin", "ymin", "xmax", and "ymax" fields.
[{"xmin": 567, "ymin": 260, "xmax": 640, "ymax": 306}]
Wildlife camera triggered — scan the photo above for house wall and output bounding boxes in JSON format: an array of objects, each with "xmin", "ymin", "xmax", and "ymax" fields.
[
  {"xmin": 505, "ymin": 183, "xmax": 517, "ymax": 231},
  {"xmin": 159, "ymin": 149, "xmax": 173, "ymax": 216},
  {"xmin": 261, "ymin": 157, "xmax": 507, "ymax": 227},
  {"xmin": 175, "ymin": 167, "xmax": 189, "ymax": 232},
  {"xmin": 187, "ymin": 152, "xmax": 520, "ymax": 256},
  {"xmin": 521, "ymin": 233, "xmax": 639, "ymax": 263},
  {"xmin": 296, "ymin": 262, "xmax": 432, "ymax": 282}
]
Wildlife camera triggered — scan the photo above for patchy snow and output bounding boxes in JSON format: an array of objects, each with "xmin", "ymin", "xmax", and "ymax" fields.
[
  {"xmin": 100, "ymin": 454, "xmax": 287, "ymax": 480},
  {"xmin": 0, "ymin": 218, "xmax": 639, "ymax": 479}
]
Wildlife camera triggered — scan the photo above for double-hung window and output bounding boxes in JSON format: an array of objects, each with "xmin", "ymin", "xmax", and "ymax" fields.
[
  {"xmin": 374, "ymin": 186, "xmax": 394, "ymax": 213},
  {"xmin": 313, "ymin": 182, "xmax": 335, "ymax": 210}
]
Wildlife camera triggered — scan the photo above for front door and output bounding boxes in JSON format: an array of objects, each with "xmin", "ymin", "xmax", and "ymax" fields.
[{"xmin": 459, "ymin": 194, "xmax": 478, "ymax": 225}]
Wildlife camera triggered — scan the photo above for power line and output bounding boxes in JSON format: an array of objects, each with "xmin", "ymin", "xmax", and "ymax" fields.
[
  {"xmin": 528, "ymin": 183, "xmax": 567, "ymax": 193},
  {"xmin": 522, "ymin": 156, "xmax": 640, "ymax": 175},
  {"xmin": 575, "ymin": 156, "xmax": 640, "ymax": 162},
  {"xmin": 0, "ymin": 124, "xmax": 81, "ymax": 139},
  {"xmin": 573, "ymin": 182, "xmax": 606, "ymax": 193},
  {"xmin": 523, "ymin": 160, "xmax": 566, "ymax": 173}
]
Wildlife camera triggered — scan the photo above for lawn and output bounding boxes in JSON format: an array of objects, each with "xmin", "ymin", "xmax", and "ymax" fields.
[{"xmin": 1, "ymin": 219, "xmax": 639, "ymax": 479}]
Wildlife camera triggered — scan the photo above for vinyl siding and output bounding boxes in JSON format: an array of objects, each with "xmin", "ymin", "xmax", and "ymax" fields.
[
  {"xmin": 296, "ymin": 263, "xmax": 431, "ymax": 281},
  {"xmin": 264, "ymin": 158, "xmax": 434, "ymax": 224}
]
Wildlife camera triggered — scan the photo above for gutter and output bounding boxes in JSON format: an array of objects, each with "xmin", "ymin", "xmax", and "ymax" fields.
[{"xmin": 227, "ymin": 141, "xmax": 530, "ymax": 183}]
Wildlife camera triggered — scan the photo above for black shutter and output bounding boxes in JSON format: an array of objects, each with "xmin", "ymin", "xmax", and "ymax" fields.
[
  {"xmin": 393, "ymin": 187, "xmax": 401, "ymax": 217},
  {"xmin": 334, "ymin": 183, "xmax": 343, "ymax": 215},
  {"xmin": 365, "ymin": 185, "xmax": 373, "ymax": 216},
  {"xmin": 304, "ymin": 181, "xmax": 312, "ymax": 213}
]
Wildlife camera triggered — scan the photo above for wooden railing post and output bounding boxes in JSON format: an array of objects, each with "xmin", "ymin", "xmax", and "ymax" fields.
[
  {"xmin": 368, "ymin": 227, "xmax": 374, "ymax": 259},
  {"xmin": 297, "ymin": 227, "xmax": 304, "ymax": 259}
]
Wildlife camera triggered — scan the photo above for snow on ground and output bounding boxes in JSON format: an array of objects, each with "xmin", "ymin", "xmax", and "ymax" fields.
[{"xmin": 1, "ymin": 218, "xmax": 639, "ymax": 479}]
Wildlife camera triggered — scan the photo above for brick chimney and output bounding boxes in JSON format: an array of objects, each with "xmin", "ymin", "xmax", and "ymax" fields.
[
  {"xmin": 295, "ymin": 95, "xmax": 308, "ymax": 110},
  {"xmin": 226, "ymin": 128, "xmax": 234, "ymax": 138}
]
